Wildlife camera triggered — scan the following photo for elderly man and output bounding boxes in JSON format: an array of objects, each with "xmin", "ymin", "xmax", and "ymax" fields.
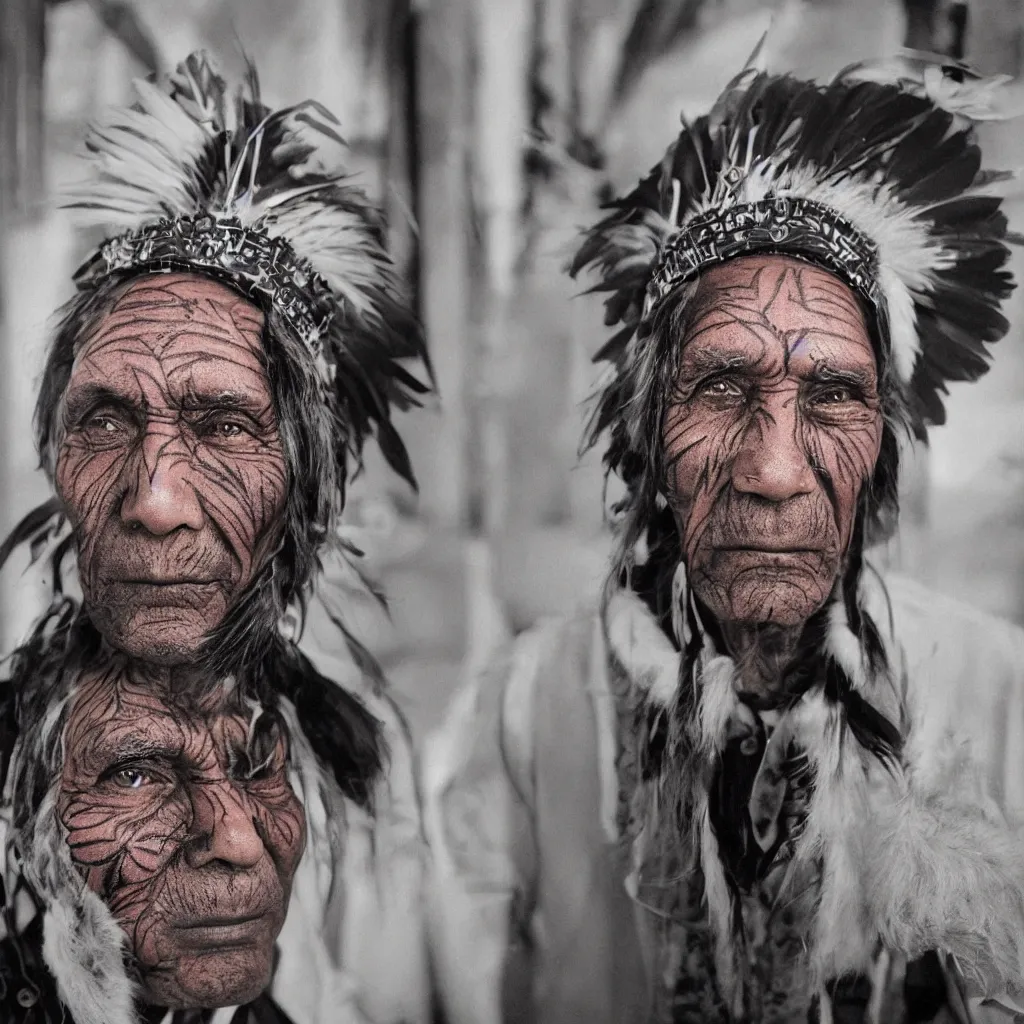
[
  {"xmin": 0, "ymin": 54, "xmax": 430, "ymax": 1024},
  {"xmin": 425, "ymin": 61, "xmax": 1024, "ymax": 1024}
]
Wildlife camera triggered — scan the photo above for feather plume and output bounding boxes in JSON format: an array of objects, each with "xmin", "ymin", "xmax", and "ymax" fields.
[
  {"xmin": 2, "ymin": 50, "xmax": 431, "ymax": 682},
  {"xmin": 65, "ymin": 50, "xmax": 430, "ymax": 494},
  {"xmin": 573, "ymin": 60, "xmax": 1019, "ymax": 476}
]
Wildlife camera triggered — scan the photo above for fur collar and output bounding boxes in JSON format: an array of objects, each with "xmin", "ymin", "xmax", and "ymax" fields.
[{"xmin": 603, "ymin": 574, "xmax": 1024, "ymax": 1017}]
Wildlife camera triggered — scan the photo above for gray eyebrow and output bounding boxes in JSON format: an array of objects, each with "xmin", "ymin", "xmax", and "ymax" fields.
[
  {"xmin": 677, "ymin": 351, "xmax": 753, "ymax": 376},
  {"xmin": 803, "ymin": 364, "xmax": 875, "ymax": 388}
]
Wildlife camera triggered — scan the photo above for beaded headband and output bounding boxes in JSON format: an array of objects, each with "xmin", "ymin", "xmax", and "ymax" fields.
[
  {"xmin": 74, "ymin": 215, "xmax": 336, "ymax": 357},
  {"xmin": 643, "ymin": 197, "xmax": 881, "ymax": 322}
]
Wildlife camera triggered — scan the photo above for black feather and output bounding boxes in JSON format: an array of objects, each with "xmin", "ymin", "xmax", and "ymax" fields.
[{"xmin": 0, "ymin": 499, "xmax": 62, "ymax": 575}]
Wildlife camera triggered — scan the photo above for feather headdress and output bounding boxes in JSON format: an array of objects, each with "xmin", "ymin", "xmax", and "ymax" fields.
[
  {"xmin": 1, "ymin": 51, "xmax": 433, "ymax": 674},
  {"xmin": 574, "ymin": 55, "xmax": 1019, "ymax": 459},
  {"xmin": 69, "ymin": 50, "xmax": 431, "ymax": 485}
]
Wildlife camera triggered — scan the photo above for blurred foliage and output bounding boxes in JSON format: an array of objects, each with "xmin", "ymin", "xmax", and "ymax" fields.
[{"xmin": 610, "ymin": 0, "xmax": 707, "ymax": 111}]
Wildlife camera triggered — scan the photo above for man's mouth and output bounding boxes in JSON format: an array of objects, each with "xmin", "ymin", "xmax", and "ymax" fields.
[
  {"xmin": 99, "ymin": 578, "xmax": 226, "ymax": 609},
  {"xmin": 175, "ymin": 911, "xmax": 272, "ymax": 949},
  {"xmin": 715, "ymin": 544, "xmax": 823, "ymax": 555},
  {"xmin": 115, "ymin": 578, "xmax": 221, "ymax": 586}
]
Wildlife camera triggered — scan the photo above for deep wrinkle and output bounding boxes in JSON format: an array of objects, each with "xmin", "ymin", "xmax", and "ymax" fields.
[
  {"xmin": 662, "ymin": 255, "xmax": 882, "ymax": 694},
  {"xmin": 57, "ymin": 663, "xmax": 306, "ymax": 1009},
  {"xmin": 54, "ymin": 274, "xmax": 289, "ymax": 664}
]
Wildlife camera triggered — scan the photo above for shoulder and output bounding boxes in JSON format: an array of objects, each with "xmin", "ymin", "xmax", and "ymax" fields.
[
  {"xmin": 423, "ymin": 607, "xmax": 604, "ymax": 804},
  {"xmin": 867, "ymin": 569, "xmax": 1024, "ymax": 820},
  {"xmin": 867, "ymin": 569, "xmax": 1024, "ymax": 663},
  {"xmin": 419, "ymin": 606, "xmax": 608, "ymax": 891},
  {"xmin": 864, "ymin": 569, "xmax": 1024, "ymax": 699}
]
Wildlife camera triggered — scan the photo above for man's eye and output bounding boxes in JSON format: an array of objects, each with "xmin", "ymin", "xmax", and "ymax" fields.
[
  {"xmin": 812, "ymin": 386, "xmax": 854, "ymax": 405},
  {"xmin": 205, "ymin": 419, "xmax": 249, "ymax": 440},
  {"xmin": 111, "ymin": 767, "xmax": 149, "ymax": 789},
  {"xmin": 699, "ymin": 379, "xmax": 743, "ymax": 400},
  {"xmin": 84, "ymin": 413, "xmax": 126, "ymax": 435}
]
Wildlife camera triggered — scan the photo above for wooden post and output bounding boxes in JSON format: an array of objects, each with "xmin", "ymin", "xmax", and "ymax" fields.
[
  {"xmin": 412, "ymin": 0, "xmax": 472, "ymax": 530},
  {"xmin": 0, "ymin": 0, "xmax": 48, "ymax": 651},
  {"xmin": 0, "ymin": 0, "xmax": 46, "ymax": 223},
  {"xmin": 965, "ymin": 0, "xmax": 1023, "ymax": 75},
  {"xmin": 474, "ymin": 0, "xmax": 532, "ymax": 537},
  {"xmin": 903, "ymin": 0, "xmax": 943, "ymax": 50},
  {"xmin": 385, "ymin": 0, "xmax": 419, "ymax": 290}
]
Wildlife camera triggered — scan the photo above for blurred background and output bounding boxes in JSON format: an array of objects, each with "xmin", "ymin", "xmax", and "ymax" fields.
[{"xmin": 1, "ymin": 0, "xmax": 1022, "ymax": 745}]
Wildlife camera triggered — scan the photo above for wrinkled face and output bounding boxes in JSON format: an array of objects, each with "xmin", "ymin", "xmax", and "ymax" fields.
[
  {"xmin": 54, "ymin": 273, "xmax": 288, "ymax": 664},
  {"xmin": 57, "ymin": 667, "xmax": 306, "ymax": 1008},
  {"xmin": 662, "ymin": 255, "xmax": 883, "ymax": 627}
]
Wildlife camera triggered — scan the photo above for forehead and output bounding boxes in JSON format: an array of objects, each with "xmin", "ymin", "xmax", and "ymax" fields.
[
  {"xmin": 70, "ymin": 273, "xmax": 269, "ymax": 393},
  {"xmin": 680, "ymin": 255, "xmax": 876, "ymax": 372},
  {"xmin": 64, "ymin": 673, "xmax": 245, "ymax": 764}
]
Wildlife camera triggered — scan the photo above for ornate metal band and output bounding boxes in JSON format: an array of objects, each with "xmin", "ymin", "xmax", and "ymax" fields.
[
  {"xmin": 74, "ymin": 215, "xmax": 337, "ymax": 356},
  {"xmin": 644, "ymin": 197, "xmax": 881, "ymax": 319}
]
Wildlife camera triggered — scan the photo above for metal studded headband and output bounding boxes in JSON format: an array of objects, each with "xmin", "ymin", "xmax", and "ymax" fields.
[
  {"xmin": 73, "ymin": 215, "xmax": 337, "ymax": 357},
  {"xmin": 643, "ymin": 197, "xmax": 881, "ymax": 322}
]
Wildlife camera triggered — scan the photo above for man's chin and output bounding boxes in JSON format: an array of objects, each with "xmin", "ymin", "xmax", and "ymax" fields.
[
  {"xmin": 139, "ymin": 947, "xmax": 274, "ymax": 1009},
  {"xmin": 90, "ymin": 610, "xmax": 213, "ymax": 666},
  {"xmin": 695, "ymin": 566, "xmax": 836, "ymax": 628}
]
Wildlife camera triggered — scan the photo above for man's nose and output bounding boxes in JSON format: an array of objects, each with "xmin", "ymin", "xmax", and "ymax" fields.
[
  {"xmin": 186, "ymin": 781, "xmax": 266, "ymax": 871},
  {"xmin": 119, "ymin": 430, "xmax": 204, "ymax": 535},
  {"xmin": 730, "ymin": 401, "xmax": 816, "ymax": 502}
]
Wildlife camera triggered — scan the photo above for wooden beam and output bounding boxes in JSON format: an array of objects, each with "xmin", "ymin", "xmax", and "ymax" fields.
[
  {"xmin": 0, "ymin": 0, "xmax": 46, "ymax": 223},
  {"xmin": 474, "ymin": 0, "xmax": 531, "ymax": 536},
  {"xmin": 385, "ymin": 0, "xmax": 419, "ymax": 293},
  {"xmin": 0, "ymin": 0, "xmax": 48, "ymax": 652},
  {"xmin": 412, "ymin": 0, "xmax": 472, "ymax": 529}
]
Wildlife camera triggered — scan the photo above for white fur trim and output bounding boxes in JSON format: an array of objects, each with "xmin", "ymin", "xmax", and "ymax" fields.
[
  {"xmin": 866, "ymin": 786, "xmax": 1024, "ymax": 1001},
  {"xmin": 791, "ymin": 690, "xmax": 877, "ymax": 982},
  {"xmin": 42, "ymin": 891, "xmax": 135, "ymax": 1024},
  {"xmin": 605, "ymin": 589, "xmax": 681, "ymax": 706},
  {"xmin": 16, "ymin": 785, "xmax": 139, "ymax": 1024},
  {"xmin": 696, "ymin": 656, "xmax": 740, "ymax": 755}
]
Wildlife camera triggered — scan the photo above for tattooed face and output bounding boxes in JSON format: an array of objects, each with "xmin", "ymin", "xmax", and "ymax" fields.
[
  {"xmin": 662, "ymin": 256, "xmax": 882, "ymax": 627},
  {"xmin": 54, "ymin": 274, "xmax": 288, "ymax": 664},
  {"xmin": 57, "ymin": 667, "xmax": 306, "ymax": 1008}
]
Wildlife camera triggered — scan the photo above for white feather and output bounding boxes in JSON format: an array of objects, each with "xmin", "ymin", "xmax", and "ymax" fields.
[
  {"xmin": 697, "ymin": 793, "xmax": 743, "ymax": 1014},
  {"xmin": 604, "ymin": 588, "xmax": 681, "ymax": 705},
  {"xmin": 825, "ymin": 597, "xmax": 868, "ymax": 691},
  {"xmin": 696, "ymin": 655, "xmax": 739, "ymax": 755},
  {"xmin": 43, "ymin": 895, "xmax": 136, "ymax": 1024}
]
